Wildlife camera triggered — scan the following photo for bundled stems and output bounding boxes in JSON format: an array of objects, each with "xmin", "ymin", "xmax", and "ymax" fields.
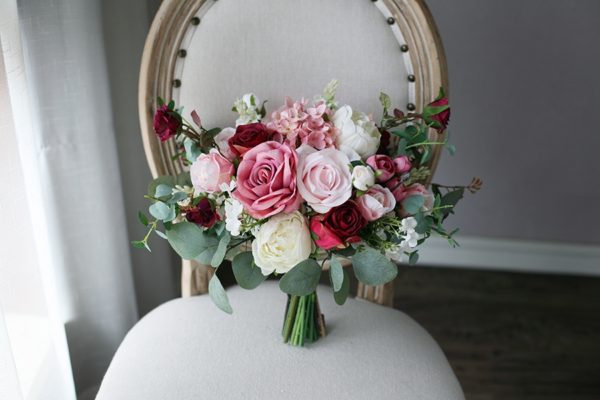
[{"xmin": 282, "ymin": 292, "xmax": 326, "ymax": 346}]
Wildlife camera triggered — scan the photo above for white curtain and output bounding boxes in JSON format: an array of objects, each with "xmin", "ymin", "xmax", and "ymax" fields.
[{"xmin": 0, "ymin": 0, "xmax": 166, "ymax": 397}]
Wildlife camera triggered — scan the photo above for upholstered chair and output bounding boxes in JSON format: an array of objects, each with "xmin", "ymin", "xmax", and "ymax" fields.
[{"xmin": 97, "ymin": 1, "xmax": 464, "ymax": 398}]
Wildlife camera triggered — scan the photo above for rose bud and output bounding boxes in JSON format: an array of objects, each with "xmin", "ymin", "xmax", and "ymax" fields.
[
  {"xmin": 153, "ymin": 104, "xmax": 181, "ymax": 142},
  {"xmin": 393, "ymin": 108, "xmax": 405, "ymax": 119},
  {"xmin": 228, "ymin": 122, "xmax": 282, "ymax": 157},
  {"xmin": 385, "ymin": 177, "xmax": 408, "ymax": 202},
  {"xmin": 366, "ymin": 154, "xmax": 396, "ymax": 182},
  {"xmin": 423, "ymin": 88, "xmax": 450, "ymax": 133},
  {"xmin": 309, "ymin": 201, "xmax": 367, "ymax": 250},
  {"xmin": 393, "ymin": 156, "xmax": 412, "ymax": 174},
  {"xmin": 186, "ymin": 198, "xmax": 219, "ymax": 228}
]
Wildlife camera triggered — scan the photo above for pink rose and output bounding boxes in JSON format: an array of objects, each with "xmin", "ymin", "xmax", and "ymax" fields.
[
  {"xmin": 385, "ymin": 177, "xmax": 408, "ymax": 202},
  {"xmin": 403, "ymin": 183, "xmax": 435, "ymax": 215},
  {"xmin": 366, "ymin": 154, "xmax": 395, "ymax": 182},
  {"xmin": 214, "ymin": 127, "xmax": 236, "ymax": 160},
  {"xmin": 233, "ymin": 141, "xmax": 301, "ymax": 219},
  {"xmin": 296, "ymin": 145, "xmax": 352, "ymax": 213},
  {"xmin": 393, "ymin": 156, "xmax": 412, "ymax": 174},
  {"xmin": 190, "ymin": 149, "xmax": 234, "ymax": 194},
  {"xmin": 356, "ymin": 185, "xmax": 397, "ymax": 221}
]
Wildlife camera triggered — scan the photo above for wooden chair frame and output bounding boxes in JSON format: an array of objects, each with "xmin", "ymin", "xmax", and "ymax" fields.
[{"xmin": 139, "ymin": 0, "xmax": 447, "ymax": 306}]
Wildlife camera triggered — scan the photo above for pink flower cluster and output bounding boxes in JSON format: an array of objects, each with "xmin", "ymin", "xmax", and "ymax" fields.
[{"xmin": 267, "ymin": 97, "xmax": 337, "ymax": 150}]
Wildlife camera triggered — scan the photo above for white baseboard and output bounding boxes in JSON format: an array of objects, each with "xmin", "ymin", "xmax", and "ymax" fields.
[{"xmin": 418, "ymin": 236, "xmax": 600, "ymax": 276}]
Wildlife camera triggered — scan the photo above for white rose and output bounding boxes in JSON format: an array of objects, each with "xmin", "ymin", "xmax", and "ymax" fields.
[
  {"xmin": 251, "ymin": 211, "xmax": 312, "ymax": 275},
  {"xmin": 214, "ymin": 127, "xmax": 235, "ymax": 160},
  {"xmin": 333, "ymin": 105, "xmax": 380, "ymax": 159},
  {"xmin": 351, "ymin": 165, "xmax": 375, "ymax": 191}
]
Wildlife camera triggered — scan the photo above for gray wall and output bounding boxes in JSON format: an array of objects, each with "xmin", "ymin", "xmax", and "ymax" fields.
[{"xmin": 426, "ymin": 0, "xmax": 600, "ymax": 244}]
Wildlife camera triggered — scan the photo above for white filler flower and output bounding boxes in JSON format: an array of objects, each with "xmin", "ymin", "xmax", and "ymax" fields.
[
  {"xmin": 233, "ymin": 93, "xmax": 262, "ymax": 126},
  {"xmin": 333, "ymin": 105, "xmax": 381, "ymax": 159},
  {"xmin": 224, "ymin": 198, "xmax": 243, "ymax": 236},
  {"xmin": 252, "ymin": 211, "xmax": 312, "ymax": 275}
]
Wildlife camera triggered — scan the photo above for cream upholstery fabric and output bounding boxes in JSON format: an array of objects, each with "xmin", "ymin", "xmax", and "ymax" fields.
[
  {"xmin": 176, "ymin": 0, "xmax": 410, "ymax": 127},
  {"xmin": 96, "ymin": 282, "xmax": 464, "ymax": 399}
]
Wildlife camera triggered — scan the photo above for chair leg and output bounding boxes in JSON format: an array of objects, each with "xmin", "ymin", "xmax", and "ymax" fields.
[
  {"xmin": 356, "ymin": 281, "xmax": 395, "ymax": 307},
  {"xmin": 181, "ymin": 259, "xmax": 214, "ymax": 297}
]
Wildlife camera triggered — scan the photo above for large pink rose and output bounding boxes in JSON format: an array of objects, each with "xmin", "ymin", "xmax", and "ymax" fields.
[
  {"xmin": 296, "ymin": 145, "xmax": 352, "ymax": 213},
  {"xmin": 356, "ymin": 184, "xmax": 397, "ymax": 221},
  {"xmin": 190, "ymin": 149, "xmax": 234, "ymax": 193},
  {"xmin": 233, "ymin": 141, "xmax": 301, "ymax": 219}
]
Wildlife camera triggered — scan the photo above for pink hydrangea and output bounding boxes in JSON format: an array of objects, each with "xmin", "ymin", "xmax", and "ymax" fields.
[{"xmin": 267, "ymin": 97, "xmax": 337, "ymax": 150}]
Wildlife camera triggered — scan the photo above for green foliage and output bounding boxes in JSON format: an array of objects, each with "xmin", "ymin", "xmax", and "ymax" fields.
[
  {"xmin": 148, "ymin": 202, "xmax": 175, "ymax": 222},
  {"xmin": 352, "ymin": 247, "xmax": 398, "ymax": 286},
  {"xmin": 183, "ymin": 138, "xmax": 202, "ymax": 163},
  {"xmin": 148, "ymin": 176, "xmax": 175, "ymax": 198},
  {"xmin": 401, "ymin": 195, "xmax": 425, "ymax": 215},
  {"xmin": 279, "ymin": 259, "xmax": 322, "ymax": 296},
  {"xmin": 408, "ymin": 251, "xmax": 419, "ymax": 266},
  {"xmin": 208, "ymin": 275, "xmax": 233, "ymax": 314},
  {"xmin": 137, "ymin": 211, "xmax": 148, "ymax": 227},
  {"xmin": 379, "ymin": 92, "xmax": 391, "ymax": 115},
  {"xmin": 165, "ymin": 222, "xmax": 214, "ymax": 260},
  {"xmin": 333, "ymin": 268, "xmax": 350, "ymax": 305},
  {"xmin": 232, "ymin": 251, "xmax": 267, "ymax": 290},
  {"xmin": 329, "ymin": 256, "xmax": 344, "ymax": 292},
  {"xmin": 211, "ymin": 232, "xmax": 231, "ymax": 268}
]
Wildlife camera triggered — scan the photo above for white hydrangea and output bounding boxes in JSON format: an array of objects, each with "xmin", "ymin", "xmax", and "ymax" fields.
[
  {"xmin": 224, "ymin": 198, "xmax": 243, "ymax": 236},
  {"xmin": 386, "ymin": 217, "xmax": 422, "ymax": 261},
  {"xmin": 233, "ymin": 93, "xmax": 262, "ymax": 126}
]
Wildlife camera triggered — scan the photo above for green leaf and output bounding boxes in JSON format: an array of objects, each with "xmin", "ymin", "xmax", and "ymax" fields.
[
  {"xmin": 279, "ymin": 259, "xmax": 321, "ymax": 296},
  {"xmin": 421, "ymin": 146, "xmax": 431, "ymax": 164},
  {"xmin": 149, "ymin": 202, "xmax": 175, "ymax": 221},
  {"xmin": 168, "ymin": 191, "xmax": 188, "ymax": 204},
  {"xmin": 184, "ymin": 138, "xmax": 202, "ymax": 163},
  {"xmin": 131, "ymin": 240, "xmax": 146, "ymax": 249},
  {"xmin": 154, "ymin": 184, "xmax": 173, "ymax": 198},
  {"xmin": 165, "ymin": 222, "xmax": 207, "ymax": 259},
  {"xmin": 334, "ymin": 247, "xmax": 356, "ymax": 258},
  {"xmin": 148, "ymin": 176, "xmax": 175, "ymax": 198},
  {"xmin": 137, "ymin": 211, "xmax": 149, "ymax": 226},
  {"xmin": 211, "ymin": 232, "xmax": 231, "ymax": 268},
  {"xmin": 352, "ymin": 247, "xmax": 398, "ymax": 286},
  {"xmin": 379, "ymin": 92, "xmax": 391, "ymax": 114},
  {"xmin": 402, "ymin": 195, "xmax": 425, "ymax": 215},
  {"xmin": 155, "ymin": 230, "xmax": 167, "ymax": 239},
  {"xmin": 396, "ymin": 138, "xmax": 407, "ymax": 156},
  {"xmin": 194, "ymin": 234, "xmax": 221, "ymax": 264},
  {"xmin": 232, "ymin": 251, "xmax": 267, "ymax": 290},
  {"xmin": 333, "ymin": 268, "xmax": 350, "ymax": 306},
  {"xmin": 413, "ymin": 212, "xmax": 432, "ymax": 235},
  {"xmin": 175, "ymin": 172, "xmax": 192, "ymax": 187},
  {"xmin": 204, "ymin": 127, "xmax": 222, "ymax": 138},
  {"xmin": 329, "ymin": 256, "xmax": 344, "ymax": 292},
  {"xmin": 440, "ymin": 188, "xmax": 464, "ymax": 218},
  {"xmin": 409, "ymin": 251, "xmax": 419, "ymax": 265},
  {"xmin": 208, "ymin": 275, "xmax": 233, "ymax": 314}
]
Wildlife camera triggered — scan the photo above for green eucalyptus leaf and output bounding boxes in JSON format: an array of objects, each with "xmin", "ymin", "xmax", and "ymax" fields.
[
  {"xmin": 333, "ymin": 268, "xmax": 350, "ymax": 306},
  {"xmin": 204, "ymin": 127, "xmax": 222, "ymax": 138},
  {"xmin": 149, "ymin": 202, "xmax": 175, "ymax": 221},
  {"xmin": 396, "ymin": 138, "xmax": 407, "ymax": 156},
  {"xmin": 402, "ymin": 195, "xmax": 425, "ymax": 215},
  {"xmin": 165, "ymin": 222, "xmax": 206, "ymax": 259},
  {"xmin": 148, "ymin": 176, "xmax": 175, "ymax": 198},
  {"xmin": 194, "ymin": 233, "xmax": 221, "ymax": 264},
  {"xmin": 154, "ymin": 184, "xmax": 173, "ymax": 198},
  {"xmin": 211, "ymin": 232, "xmax": 231, "ymax": 268},
  {"xmin": 279, "ymin": 259, "xmax": 321, "ymax": 296},
  {"xmin": 352, "ymin": 247, "xmax": 398, "ymax": 286},
  {"xmin": 409, "ymin": 251, "xmax": 419, "ymax": 266},
  {"xmin": 131, "ymin": 240, "xmax": 146, "ymax": 249},
  {"xmin": 155, "ymin": 230, "xmax": 167, "ymax": 240},
  {"xmin": 208, "ymin": 275, "xmax": 233, "ymax": 314},
  {"xmin": 379, "ymin": 92, "xmax": 391, "ymax": 113},
  {"xmin": 168, "ymin": 191, "xmax": 188, "ymax": 204},
  {"xmin": 184, "ymin": 138, "xmax": 202, "ymax": 163},
  {"xmin": 329, "ymin": 256, "xmax": 344, "ymax": 292},
  {"xmin": 137, "ymin": 211, "xmax": 149, "ymax": 226},
  {"xmin": 232, "ymin": 251, "xmax": 267, "ymax": 290}
]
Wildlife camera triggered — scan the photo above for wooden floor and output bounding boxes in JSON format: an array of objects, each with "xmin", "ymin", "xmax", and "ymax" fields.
[{"xmin": 392, "ymin": 266, "xmax": 600, "ymax": 400}]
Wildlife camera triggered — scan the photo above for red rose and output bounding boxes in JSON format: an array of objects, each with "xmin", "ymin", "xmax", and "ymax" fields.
[
  {"xmin": 186, "ymin": 198, "xmax": 219, "ymax": 228},
  {"xmin": 228, "ymin": 123, "xmax": 282, "ymax": 157},
  {"xmin": 423, "ymin": 88, "xmax": 450, "ymax": 133},
  {"xmin": 153, "ymin": 104, "xmax": 181, "ymax": 142},
  {"xmin": 310, "ymin": 201, "xmax": 367, "ymax": 250},
  {"xmin": 366, "ymin": 154, "xmax": 396, "ymax": 182}
]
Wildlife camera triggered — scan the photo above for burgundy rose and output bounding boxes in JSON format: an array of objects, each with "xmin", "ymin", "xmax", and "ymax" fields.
[
  {"xmin": 186, "ymin": 198, "xmax": 219, "ymax": 228},
  {"xmin": 228, "ymin": 122, "xmax": 282, "ymax": 157},
  {"xmin": 153, "ymin": 104, "xmax": 181, "ymax": 142},
  {"xmin": 366, "ymin": 154, "xmax": 396, "ymax": 182},
  {"xmin": 310, "ymin": 201, "xmax": 367, "ymax": 250},
  {"xmin": 377, "ymin": 128, "xmax": 391, "ymax": 155},
  {"xmin": 423, "ymin": 88, "xmax": 450, "ymax": 133}
]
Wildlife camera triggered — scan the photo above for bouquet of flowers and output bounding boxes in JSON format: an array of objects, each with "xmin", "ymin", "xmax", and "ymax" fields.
[{"xmin": 134, "ymin": 80, "xmax": 480, "ymax": 346}]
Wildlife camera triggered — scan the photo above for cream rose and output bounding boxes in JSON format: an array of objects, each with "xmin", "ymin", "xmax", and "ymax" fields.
[
  {"xmin": 296, "ymin": 145, "xmax": 352, "ymax": 213},
  {"xmin": 333, "ymin": 105, "xmax": 380, "ymax": 159},
  {"xmin": 252, "ymin": 211, "xmax": 312, "ymax": 275},
  {"xmin": 351, "ymin": 165, "xmax": 375, "ymax": 191}
]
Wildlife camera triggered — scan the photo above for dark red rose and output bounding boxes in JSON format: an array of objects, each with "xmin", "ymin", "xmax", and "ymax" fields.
[
  {"xmin": 377, "ymin": 128, "xmax": 391, "ymax": 155},
  {"xmin": 186, "ymin": 198, "xmax": 219, "ymax": 228},
  {"xmin": 228, "ymin": 122, "xmax": 282, "ymax": 157},
  {"xmin": 310, "ymin": 201, "xmax": 367, "ymax": 250},
  {"xmin": 153, "ymin": 104, "xmax": 181, "ymax": 142},
  {"xmin": 366, "ymin": 154, "xmax": 396, "ymax": 182},
  {"xmin": 423, "ymin": 88, "xmax": 450, "ymax": 133}
]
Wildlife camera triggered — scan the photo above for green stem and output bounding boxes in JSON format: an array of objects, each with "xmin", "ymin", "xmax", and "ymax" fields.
[
  {"xmin": 282, "ymin": 296, "xmax": 299, "ymax": 343},
  {"xmin": 405, "ymin": 141, "xmax": 446, "ymax": 149}
]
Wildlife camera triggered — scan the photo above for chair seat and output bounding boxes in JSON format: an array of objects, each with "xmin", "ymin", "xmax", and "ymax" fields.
[{"xmin": 96, "ymin": 282, "xmax": 464, "ymax": 400}]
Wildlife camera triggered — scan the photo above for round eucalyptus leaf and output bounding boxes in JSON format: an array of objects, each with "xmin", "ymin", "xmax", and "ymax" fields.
[
  {"xmin": 279, "ymin": 259, "xmax": 321, "ymax": 296},
  {"xmin": 232, "ymin": 252, "xmax": 267, "ymax": 290},
  {"xmin": 352, "ymin": 247, "xmax": 398, "ymax": 286}
]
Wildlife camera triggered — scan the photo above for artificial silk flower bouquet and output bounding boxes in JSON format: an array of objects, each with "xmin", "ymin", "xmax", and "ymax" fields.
[{"xmin": 134, "ymin": 80, "xmax": 480, "ymax": 346}]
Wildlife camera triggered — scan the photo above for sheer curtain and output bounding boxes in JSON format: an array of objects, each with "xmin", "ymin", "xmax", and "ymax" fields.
[{"xmin": 0, "ymin": 0, "xmax": 163, "ymax": 397}]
